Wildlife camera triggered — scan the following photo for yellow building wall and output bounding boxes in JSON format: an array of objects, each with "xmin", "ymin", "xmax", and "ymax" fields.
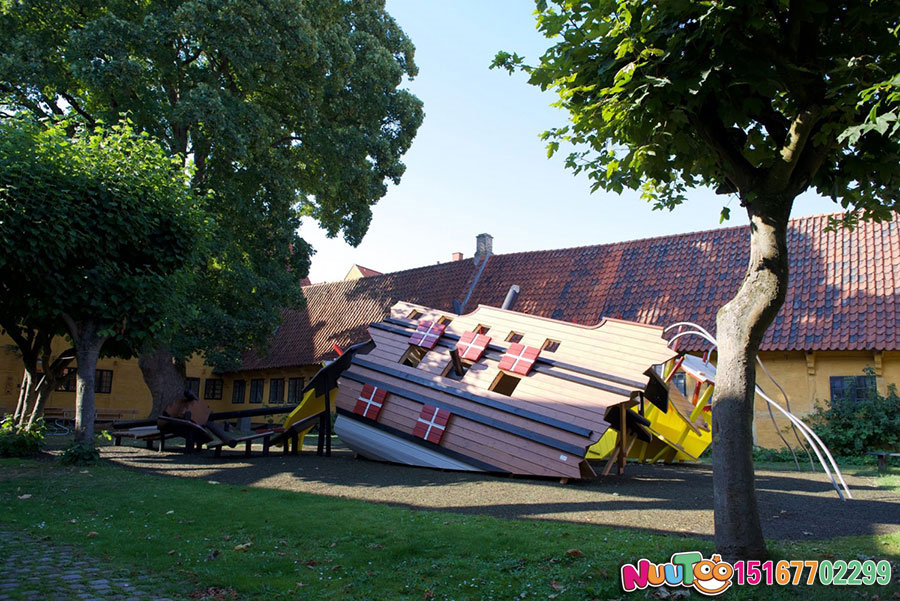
[
  {"xmin": 211, "ymin": 365, "xmax": 321, "ymax": 417},
  {"xmin": 753, "ymin": 350, "xmax": 899, "ymax": 448},
  {"xmin": 1, "ymin": 333, "xmax": 318, "ymax": 420},
  {"xmin": 344, "ymin": 265, "xmax": 366, "ymax": 280}
]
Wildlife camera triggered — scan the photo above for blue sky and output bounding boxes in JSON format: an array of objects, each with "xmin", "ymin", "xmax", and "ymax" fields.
[{"xmin": 300, "ymin": 0, "xmax": 838, "ymax": 283}]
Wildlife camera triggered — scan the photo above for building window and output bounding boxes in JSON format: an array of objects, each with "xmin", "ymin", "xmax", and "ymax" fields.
[
  {"xmin": 232, "ymin": 380, "xmax": 246, "ymax": 404},
  {"xmin": 830, "ymin": 375, "xmax": 877, "ymax": 404},
  {"xmin": 186, "ymin": 377, "xmax": 200, "ymax": 397},
  {"xmin": 95, "ymin": 370, "xmax": 113, "ymax": 394},
  {"xmin": 249, "ymin": 379, "xmax": 264, "ymax": 404},
  {"xmin": 490, "ymin": 372, "xmax": 521, "ymax": 397},
  {"xmin": 204, "ymin": 378, "xmax": 223, "ymax": 400},
  {"xmin": 400, "ymin": 346, "xmax": 429, "ymax": 368},
  {"xmin": 55, "ymin": 368, "xmax": 77, "ymax": 392},
  {"xmin": 288, "ymin": 377, "xmax": 305, "ymax": 404},
  {"xmin": 269, "ymin": 378, "xmax": 285, "ymax": 404},
  {"xmin": 542, "ymin": 339, "xmax": 561, "ymax": 353},
  {"xmin": 437, "ymin": 316, "xmax": 453, "ymax": 326},
  {"xmin": 671, "ymin": 372, "xmax": 687, "ymax": 396},
  {"xmin": 407, "ymin": 309, "xmax": 422, "ymax": 320},
  {"xmin": 56, "ymin": 369, "xmax": 114, "ymax": 393},
  {"xmin": 505, "ymin": 331, "xmax": 524, "ymax": 344},
  {"xmin": 474, "ymin": 324, "xmax": 490, "ymax": 335}
]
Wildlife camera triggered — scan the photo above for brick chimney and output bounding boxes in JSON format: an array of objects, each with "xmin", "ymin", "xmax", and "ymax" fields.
[
  {"xmin": 474, "ymin": 233, "xmax": 493, "ymax": 265},
  {"xmin": 451, "ymin": 252, "xmax": 463, "ymax": 262}
]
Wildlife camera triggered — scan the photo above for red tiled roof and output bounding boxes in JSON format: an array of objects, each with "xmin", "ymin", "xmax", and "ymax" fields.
[
  {"xmin": 240, "ymin": 212, "xmax": 899, "ymax": 370},
  {"xmin": 353, "ymin": 265, "xmax": 382, "ymax": 278},
  {"xmin": 240, "ymin": 259, "xmax": 477, "ymax": 370}
]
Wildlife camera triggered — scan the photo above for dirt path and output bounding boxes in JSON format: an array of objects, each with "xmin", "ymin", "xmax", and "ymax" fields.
[{"xmin": 100, "ymin": 444, "xmax": 900, "ymax": 541}]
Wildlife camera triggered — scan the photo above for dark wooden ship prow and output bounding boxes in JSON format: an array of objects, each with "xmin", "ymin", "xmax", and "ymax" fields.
[{"xmin": 333, "ymin": 302, "xmax": 677, "ymax": 480}]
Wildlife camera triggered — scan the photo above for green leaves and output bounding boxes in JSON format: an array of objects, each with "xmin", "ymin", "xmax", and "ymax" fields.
[
  {"xmin": 0, "ymin": 118, "xmax": 206, "ymax": 356},
  {"xmin": 0, "ymin": 0, "xmax": 424, "ymax": 367},
  {"xmin": 497, "ymin": 0, "xmax": 900, "ymax": 222}
]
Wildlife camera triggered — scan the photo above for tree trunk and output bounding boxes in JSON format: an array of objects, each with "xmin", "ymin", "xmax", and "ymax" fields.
[
  {"xmin": 61, "ymin": 316, "xmax": 107, "ymax": 445},
  {"xmin": 13, "ymin": 369, "xmax": 31, "ymax": 425},
  {"xmin": 26, "ymin": 350, "xmax": 74, "ymax": 429},
  {"xmin": 27, "ymin": 378, "xmax": 54, "ymax": 430},
  {"xmin": 139, "ymin": 346, "xmax": 186, "ymax": 417},
  {"xmin": 713, "ymin": 205, "xmax": 792, "ymax": 560},
  {"xmin": 13, "ymin": 370, "xmax": 34, "ymax": 427}
]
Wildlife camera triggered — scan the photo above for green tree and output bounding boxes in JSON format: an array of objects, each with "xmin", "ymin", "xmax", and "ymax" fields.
[
  {"xmin": 495, "ymin": 1, "xmax": 900, "ymax": 558},
  {"xmin": 0, "ymin": 0, "xmax": 423, "ymax": 413},
  {"xmin": 0, "ymin": 118, "xmax": 206, "ymax": 444}
]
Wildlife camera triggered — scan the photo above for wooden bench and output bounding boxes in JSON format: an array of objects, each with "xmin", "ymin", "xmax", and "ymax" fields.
[
  {"xmin": 95, "ymin": 408, "xmax": 139, "ymax": 423},
  {"xmin": 39, "ymin": 408, "xmax": 139, "ymax": 423},
  {"xmin": 867, "ymin": 451, "xmax": 900, "ymax": 473},
  {"xmin": 42, "ymin": 408, "xmax": 73, "ymax": 421},
  {"xmin": 111, "ymin": 426, "xmax": 176, "ymax": 450}
]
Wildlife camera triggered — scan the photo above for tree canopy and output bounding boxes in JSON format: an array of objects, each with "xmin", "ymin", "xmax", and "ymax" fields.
[
  {"xmin": 0, "ymin": 119, "xmax": 204, "ymax": 342},
  {"xmin": 0, "ymin": 117, "xmax": 206, "ymax": 439},
  {"xmin": 494, "ymin": 0, "xmax": 899, "ymax": 223},
  {"xmin": 1, "ymin": 0, "xmax": 424, "ymax": 368}
]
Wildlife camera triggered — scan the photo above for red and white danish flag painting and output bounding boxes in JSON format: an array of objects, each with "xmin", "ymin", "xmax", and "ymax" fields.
[
  {"xmin": 354, "ymin": 384, "xmax": 387, "ymax": 420},
  {"xmin": 498, "ymin": 343, "xmax": 540, "ymax": 376},
  {"xmin": 408, "ymin": 320, "xmax": 446, "ymax": 349},
  {"xmin": 456, "ymin": 331, "xmax": 492, "ymax": 361},
  {"xmin": 412, "ymin": 404, "xmax": 451, "ymax": 444}
]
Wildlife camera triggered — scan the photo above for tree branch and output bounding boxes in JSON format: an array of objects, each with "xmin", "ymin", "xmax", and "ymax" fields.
[
  {"xmin": 752, "ymin": 102, "xmax": 790, "ymax": 148},
  {"xmin": 0, "ymin": 84, "xmax": 53, "ymax": 120},
  {"xmin": 787, "ymin": 121, "xmax": 835, "ymax": 198},
  {"xmin": 690, "ymin": 102, "xmax": 759, "ymax": 193},
  {"xmin": 60, "ymin": 312, "xmax": 80, "ymax": 346},
  {"xmin": 764, "ymin": 106, "xmax": 823, "ymax": 191},
  {"xmin": 60, "ymin": 93, "xmax": 97, "ymax": 127}
]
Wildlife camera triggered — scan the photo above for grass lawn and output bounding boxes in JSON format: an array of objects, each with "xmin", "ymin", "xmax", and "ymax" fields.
[{"xmin": 1, "ymin": 457, "xmax": 898, "ymax": 600}]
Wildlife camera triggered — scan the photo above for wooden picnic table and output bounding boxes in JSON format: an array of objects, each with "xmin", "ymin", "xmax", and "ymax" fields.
[{"xmin": 867, "ymin": 450, "xmax": 900, "ymax": 473}]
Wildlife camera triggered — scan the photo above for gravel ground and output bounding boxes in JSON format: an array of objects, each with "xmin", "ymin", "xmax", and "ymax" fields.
[{"xmin": 96, "ymin": 442, "xmax": 900, "ymax": 542}]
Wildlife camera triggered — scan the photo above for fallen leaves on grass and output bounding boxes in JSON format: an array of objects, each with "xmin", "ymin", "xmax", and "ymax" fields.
[
  {"xmin": 232, "ymin": 542, "xmax": 252, "ymax": 552},
  {"xmin": 17, "ymin": 494, "xmax": 31, "ymax": 500},
  {"xmin": 565, "ymin": 548, "xmax": 584, "ymax": 558},
  {"xmin": 87, "ymin": 531, "xmax": 98, "ymax": 538},
  {"xmin": 187, "ymin": 586, "xmax": 239, "ymax": 600}
]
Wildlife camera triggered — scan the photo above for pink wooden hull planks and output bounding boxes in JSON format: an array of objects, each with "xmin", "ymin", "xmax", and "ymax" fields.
[{"xmin": 334, "ymin": 302, "xmax": 678, "ymax": 479}]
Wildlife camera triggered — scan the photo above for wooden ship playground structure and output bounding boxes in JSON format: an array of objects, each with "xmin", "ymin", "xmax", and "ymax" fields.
[{"xmin": 111, "ymin": 301, "xmax": 851, "ymax": 498}]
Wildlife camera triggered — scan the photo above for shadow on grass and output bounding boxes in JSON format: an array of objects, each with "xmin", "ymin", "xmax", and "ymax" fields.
[{"xmin": 93, "ymin": 443, "xmax": 900, "ymax": 543}]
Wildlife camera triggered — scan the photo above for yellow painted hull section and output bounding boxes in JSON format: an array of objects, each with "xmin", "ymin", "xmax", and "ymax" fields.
[
  {"xmin": 587, "ymin": 403, "xmax": 711, "ymax": 463},
  {"xmin": 279, "ymin": 383, "xmax": 337, "ymax": 447}
]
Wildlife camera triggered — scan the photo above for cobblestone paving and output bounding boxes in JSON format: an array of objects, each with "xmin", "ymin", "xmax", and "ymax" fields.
[{"xmin": 0, "ymin": 530, "xmax": 176, "ymax": 601}]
